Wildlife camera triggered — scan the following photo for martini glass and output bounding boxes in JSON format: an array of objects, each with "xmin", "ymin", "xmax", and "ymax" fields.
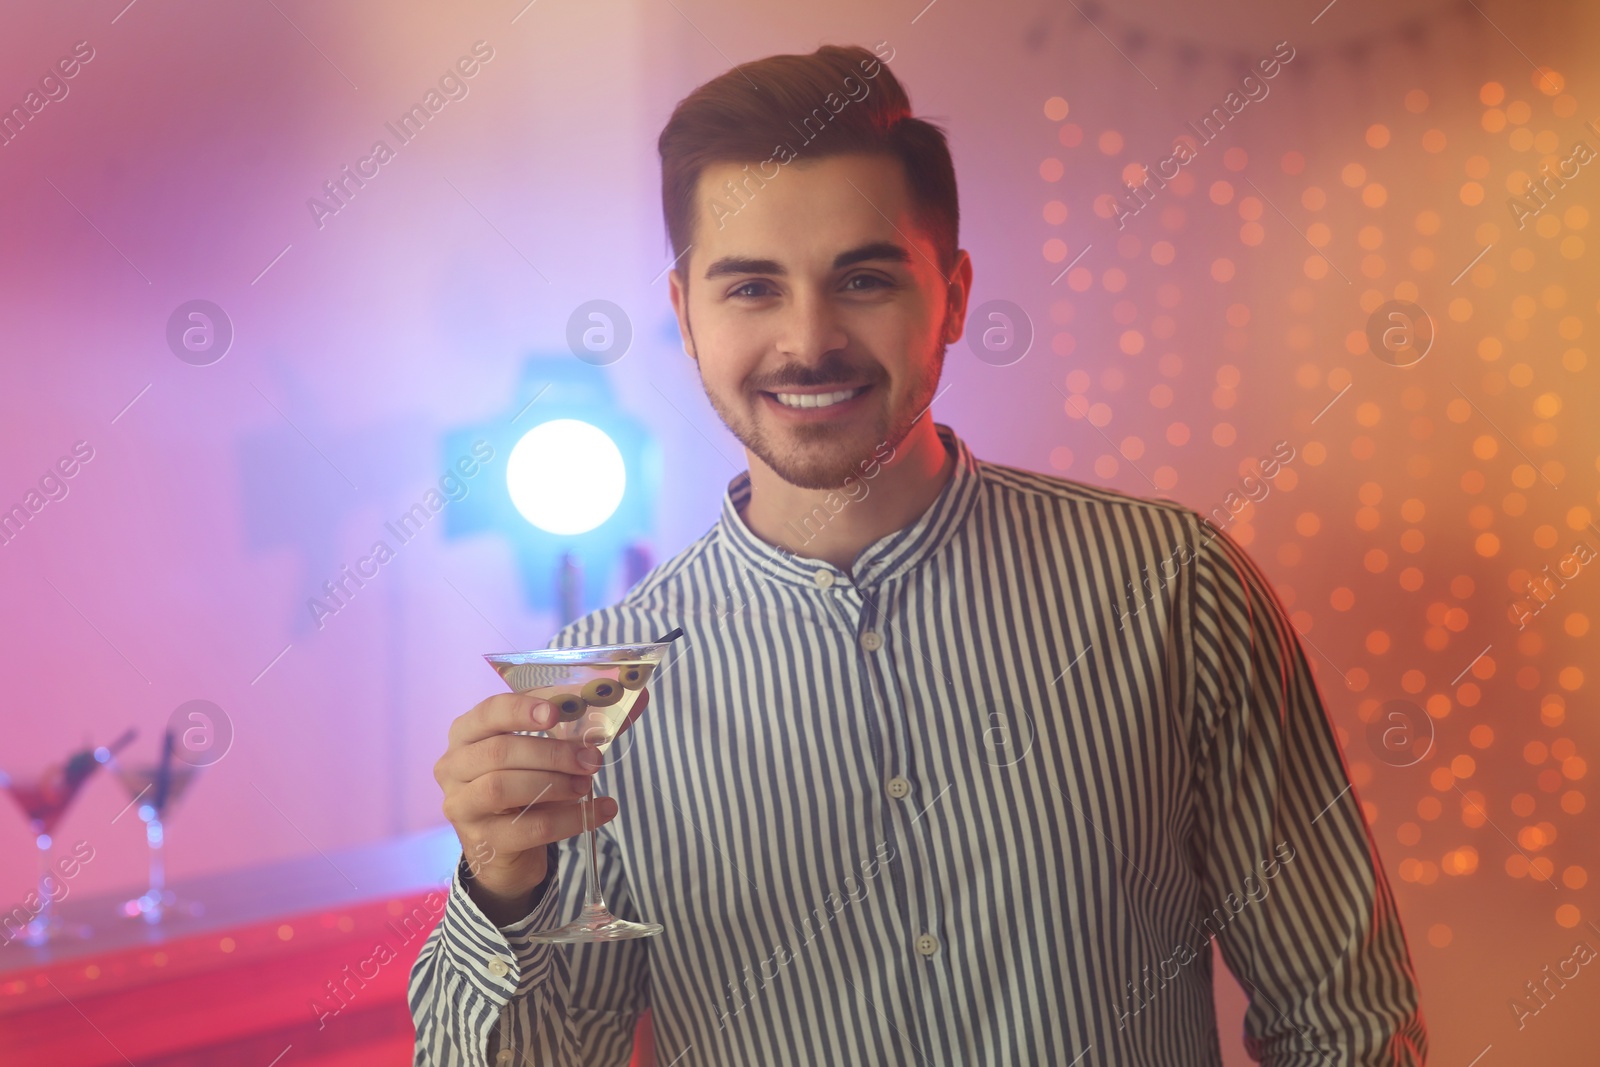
[
  {"xmin": 484, "ymin": 629, "xmax": 680, "ymax": 943},
  {"xmin": 1, "ymin": 730, "xmax": 134, "ymax": 945},
  {"xmin": 110, "ymin": 731, "xmax": 202, "ymax": 923}
]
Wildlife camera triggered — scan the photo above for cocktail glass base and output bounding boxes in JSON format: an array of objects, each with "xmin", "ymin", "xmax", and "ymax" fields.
[
  {"xmin": 16, "ymin": 913, "xmax": 93, "ymax": 947},
  {"xmin": 528, "ymin": 904, "xmax": 662, "ymax": 944},
  {"xmin": 120, "ymin": 890, "xmax": 203, "ymax": 924}
]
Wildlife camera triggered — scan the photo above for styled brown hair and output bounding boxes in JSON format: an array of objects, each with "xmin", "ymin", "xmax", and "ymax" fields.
[{"xmin": 657, "ymin": 44, "xmax": 959, "ymax": 280}]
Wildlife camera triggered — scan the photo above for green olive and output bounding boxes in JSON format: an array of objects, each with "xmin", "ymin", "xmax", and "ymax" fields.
[
  {"xmin": 550, "ymin": 692, "xmax": 587, "ymax": 721},
  {"xmin": 581, "ymin": 678, "xmax": 623, "ymax": 707},
  {"xmin": 618, "ymin": 664, "xmax": 653, "ymax": 690}
]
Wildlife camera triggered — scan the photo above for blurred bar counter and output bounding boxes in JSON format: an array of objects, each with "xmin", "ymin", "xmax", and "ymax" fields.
[{"xmin": 0, "ymin": 826, "xmax": 462, "ymax": 1066}]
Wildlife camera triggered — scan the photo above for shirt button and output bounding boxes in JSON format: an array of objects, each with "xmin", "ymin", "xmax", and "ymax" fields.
[
  {"xmin": 916, "ymin": 933, "xmax": 939, "ymax": 957},
  {"xmin": 812, "ymin": 568, "xmax": 835, "ymax": 589},
  {"xmin": 487, "ymin": 956, "xmax": 511, "ymax": 978},
  {"xmin": 860, "ymin": 630, "xmax": 883, "ymax": 652},
  {"xmin": 886, "ymin": 776, "xmax": 911, "ymax": 799},
  {"xmin": 495, "ymin": 1052, "xmax": 514, "ymax": 1065}
]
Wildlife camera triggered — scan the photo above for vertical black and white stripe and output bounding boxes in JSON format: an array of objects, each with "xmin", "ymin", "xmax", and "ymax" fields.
[{"xmin": 410, "ymin": 422, "xmax": 1426, "ymax": 1066}]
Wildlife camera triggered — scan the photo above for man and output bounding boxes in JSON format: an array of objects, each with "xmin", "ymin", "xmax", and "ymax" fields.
[{"xmin": 411, "ymin": 43, "xmax": 1426, "ymax": 1066}]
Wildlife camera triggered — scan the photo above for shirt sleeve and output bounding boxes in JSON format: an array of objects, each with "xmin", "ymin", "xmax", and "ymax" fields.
[
  {"xmin": 408, "ymin": 823, "xmax": 652, "ymax": 1066},
  {"xmin": 407, "ymin": 844, "xmax": 565, "ymax": 1067},
  {"xmin": 1184, "ymin": 514, "xmax": 1428, "ymax": 1066}
]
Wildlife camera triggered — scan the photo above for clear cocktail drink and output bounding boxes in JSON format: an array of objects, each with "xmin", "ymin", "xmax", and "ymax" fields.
[{"xmin": 484, "ymin": 637, "xmax": 674, "ymax": 943}]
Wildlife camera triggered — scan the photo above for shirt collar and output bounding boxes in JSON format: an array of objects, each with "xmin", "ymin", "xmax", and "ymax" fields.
[{"xmin": 714, "ymin": 422, "xmax": 982, "ymax": 589}]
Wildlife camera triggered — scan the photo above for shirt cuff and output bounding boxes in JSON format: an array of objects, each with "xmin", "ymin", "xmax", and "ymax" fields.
[
  {"xmin": 498, "ymin": 843, "xmax": 567, "ymax": 995},
  {"xmin": 439, "ymin": 846, "xmax": 564, "ymax": 1001}
]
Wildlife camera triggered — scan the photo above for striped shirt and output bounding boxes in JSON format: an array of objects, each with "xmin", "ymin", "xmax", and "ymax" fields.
[{"xmin": 409, "ymin": 421, "xmax": 1426, "ymax": 1066}]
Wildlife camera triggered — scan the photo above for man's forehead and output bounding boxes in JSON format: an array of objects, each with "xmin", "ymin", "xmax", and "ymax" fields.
[{"xmin": 689, "ymin": 156, "xmax": 932, "ymax": 273}]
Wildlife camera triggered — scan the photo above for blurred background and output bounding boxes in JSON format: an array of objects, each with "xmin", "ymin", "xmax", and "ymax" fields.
[{"xmin": 1, "ymin": 0, "xmax": 1596, "ymax": 1062}]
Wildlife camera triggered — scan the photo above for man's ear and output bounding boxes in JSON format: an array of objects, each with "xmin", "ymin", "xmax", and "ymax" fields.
[
  {"xmin": 668, "ymin": 266, "xmax": 697, "ymax": 361},
  {"xmin": 942, "ymin": 249, "xmax": 974, "ymax": 344}
]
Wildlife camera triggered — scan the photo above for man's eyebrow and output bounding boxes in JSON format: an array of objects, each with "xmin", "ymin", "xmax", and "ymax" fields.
[
  {"xmin": 701, "ymin": 241, "xmax": 913, "ymax": 280},
  {"xmin": 831, "ymin": 241, "xmax": 912, "ymax": 270},
  {"xmin": 703, "ymin": 256, "xmax": 784, "ymax": 279}
]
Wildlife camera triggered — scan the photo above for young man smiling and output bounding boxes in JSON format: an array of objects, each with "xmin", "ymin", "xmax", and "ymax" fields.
[{"xmin": 412, "ymin": 45, "xmax": 1426, "ymax": 1066}]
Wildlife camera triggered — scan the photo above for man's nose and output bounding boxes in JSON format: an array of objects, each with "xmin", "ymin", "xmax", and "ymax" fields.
[{"xmin": 774, "ymin": 290, "xmax": 850, "ymax": 364}]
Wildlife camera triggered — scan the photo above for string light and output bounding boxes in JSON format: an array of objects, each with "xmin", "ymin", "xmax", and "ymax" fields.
[{"xmin": 1037, "ymin": 67, "xmax": 1591, "ymax": 948}]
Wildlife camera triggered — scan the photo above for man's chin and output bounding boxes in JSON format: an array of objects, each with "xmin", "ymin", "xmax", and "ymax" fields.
[
  {"xmin": 752, "ymin": 427, "xmax": 884, "ymax": 491},
  {"xmin": 766, "ymin": 465, "xmax": 857, "ymax": 492}
]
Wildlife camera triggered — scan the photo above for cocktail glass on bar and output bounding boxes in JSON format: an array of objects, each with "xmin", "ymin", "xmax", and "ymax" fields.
[
  {"xmin": 109, "ymin": 731, "xmax": 202, "ymax": 923},
  {"xmin": 1, "ymin": 730, "xmax": 134, "ymax": 945},
  {"xmin": 484, "ymin": 630, "xmax": 679, "ymax": 943}
]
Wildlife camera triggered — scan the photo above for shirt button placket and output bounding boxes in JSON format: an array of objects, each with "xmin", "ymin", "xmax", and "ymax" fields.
[{"xmin": 855, "ymin": 588, "xmax": 940, "ymax": 1054}]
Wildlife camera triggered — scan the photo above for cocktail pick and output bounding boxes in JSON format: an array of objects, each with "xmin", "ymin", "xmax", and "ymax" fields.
[
  {"xmin": 102, "ymin": 728, "xmax": 139, "ymax": 759},
  {"xmin": 72, "ymin": 727, "xmax": 137, "ymax": 789},
  {"xmin": 151, "ymin": 730, "xmax": 175, "ymax": 815}
]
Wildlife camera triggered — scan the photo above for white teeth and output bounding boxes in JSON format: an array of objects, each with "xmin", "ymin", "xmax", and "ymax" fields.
[{"xmin": 773, "ymin": 386, "xmax": 864, "ymax": 409}]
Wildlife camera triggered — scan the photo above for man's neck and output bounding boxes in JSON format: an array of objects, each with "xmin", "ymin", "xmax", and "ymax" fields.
[{"xmin": 739, "ymin": 419, "xmax": 955, "ymax": 576}]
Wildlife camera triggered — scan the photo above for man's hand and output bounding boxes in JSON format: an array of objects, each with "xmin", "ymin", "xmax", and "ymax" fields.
[{"xmin": 433, "ymin": 689, "xmax": 649, "ymax": 925}]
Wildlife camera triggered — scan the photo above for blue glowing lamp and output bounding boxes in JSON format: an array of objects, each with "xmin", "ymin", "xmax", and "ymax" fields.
[
  {"xmin": 506, "ymin": 419, "xmax": 628, "ymax": 535},
  {"xmin": 443, "ymin": 357, "xmax": 660, "ymax": 617}
]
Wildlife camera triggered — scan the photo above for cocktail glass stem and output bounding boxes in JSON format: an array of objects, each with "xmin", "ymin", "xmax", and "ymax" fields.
[
  {"xmin": 576, "ymin": 794, "xmax": 609, "ymax": 922},
  {"xmin": 30, "ymin": 832, "xmax": 53, "ymax": 944},
  {"xmin": 144, "ymin": 814, "xmax": 166, "ymax": 922}
]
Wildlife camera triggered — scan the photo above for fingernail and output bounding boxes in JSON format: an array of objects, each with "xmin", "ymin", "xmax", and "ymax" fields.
[{"xmin": 576, "ymin": 746, "xmax": 603, "ymax": 771}]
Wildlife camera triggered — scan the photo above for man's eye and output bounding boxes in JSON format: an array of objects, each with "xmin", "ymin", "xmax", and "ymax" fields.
[
  {"xmin": 844, "ymin": 274, "xmax": 891, "ymax": 291},
  {"xmin": 730, "ymin": 281, "xmax": 774, "ymax": 299}
]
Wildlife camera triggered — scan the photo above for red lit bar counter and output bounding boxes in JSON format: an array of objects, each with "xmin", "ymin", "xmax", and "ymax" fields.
[
  {"xmin": 0, "ymin": 827, "xmax": 656, "ymax": 1066},
  {"xmin": 0, "ymin": 827, "xmax": 466, "ymax": 1066}
]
